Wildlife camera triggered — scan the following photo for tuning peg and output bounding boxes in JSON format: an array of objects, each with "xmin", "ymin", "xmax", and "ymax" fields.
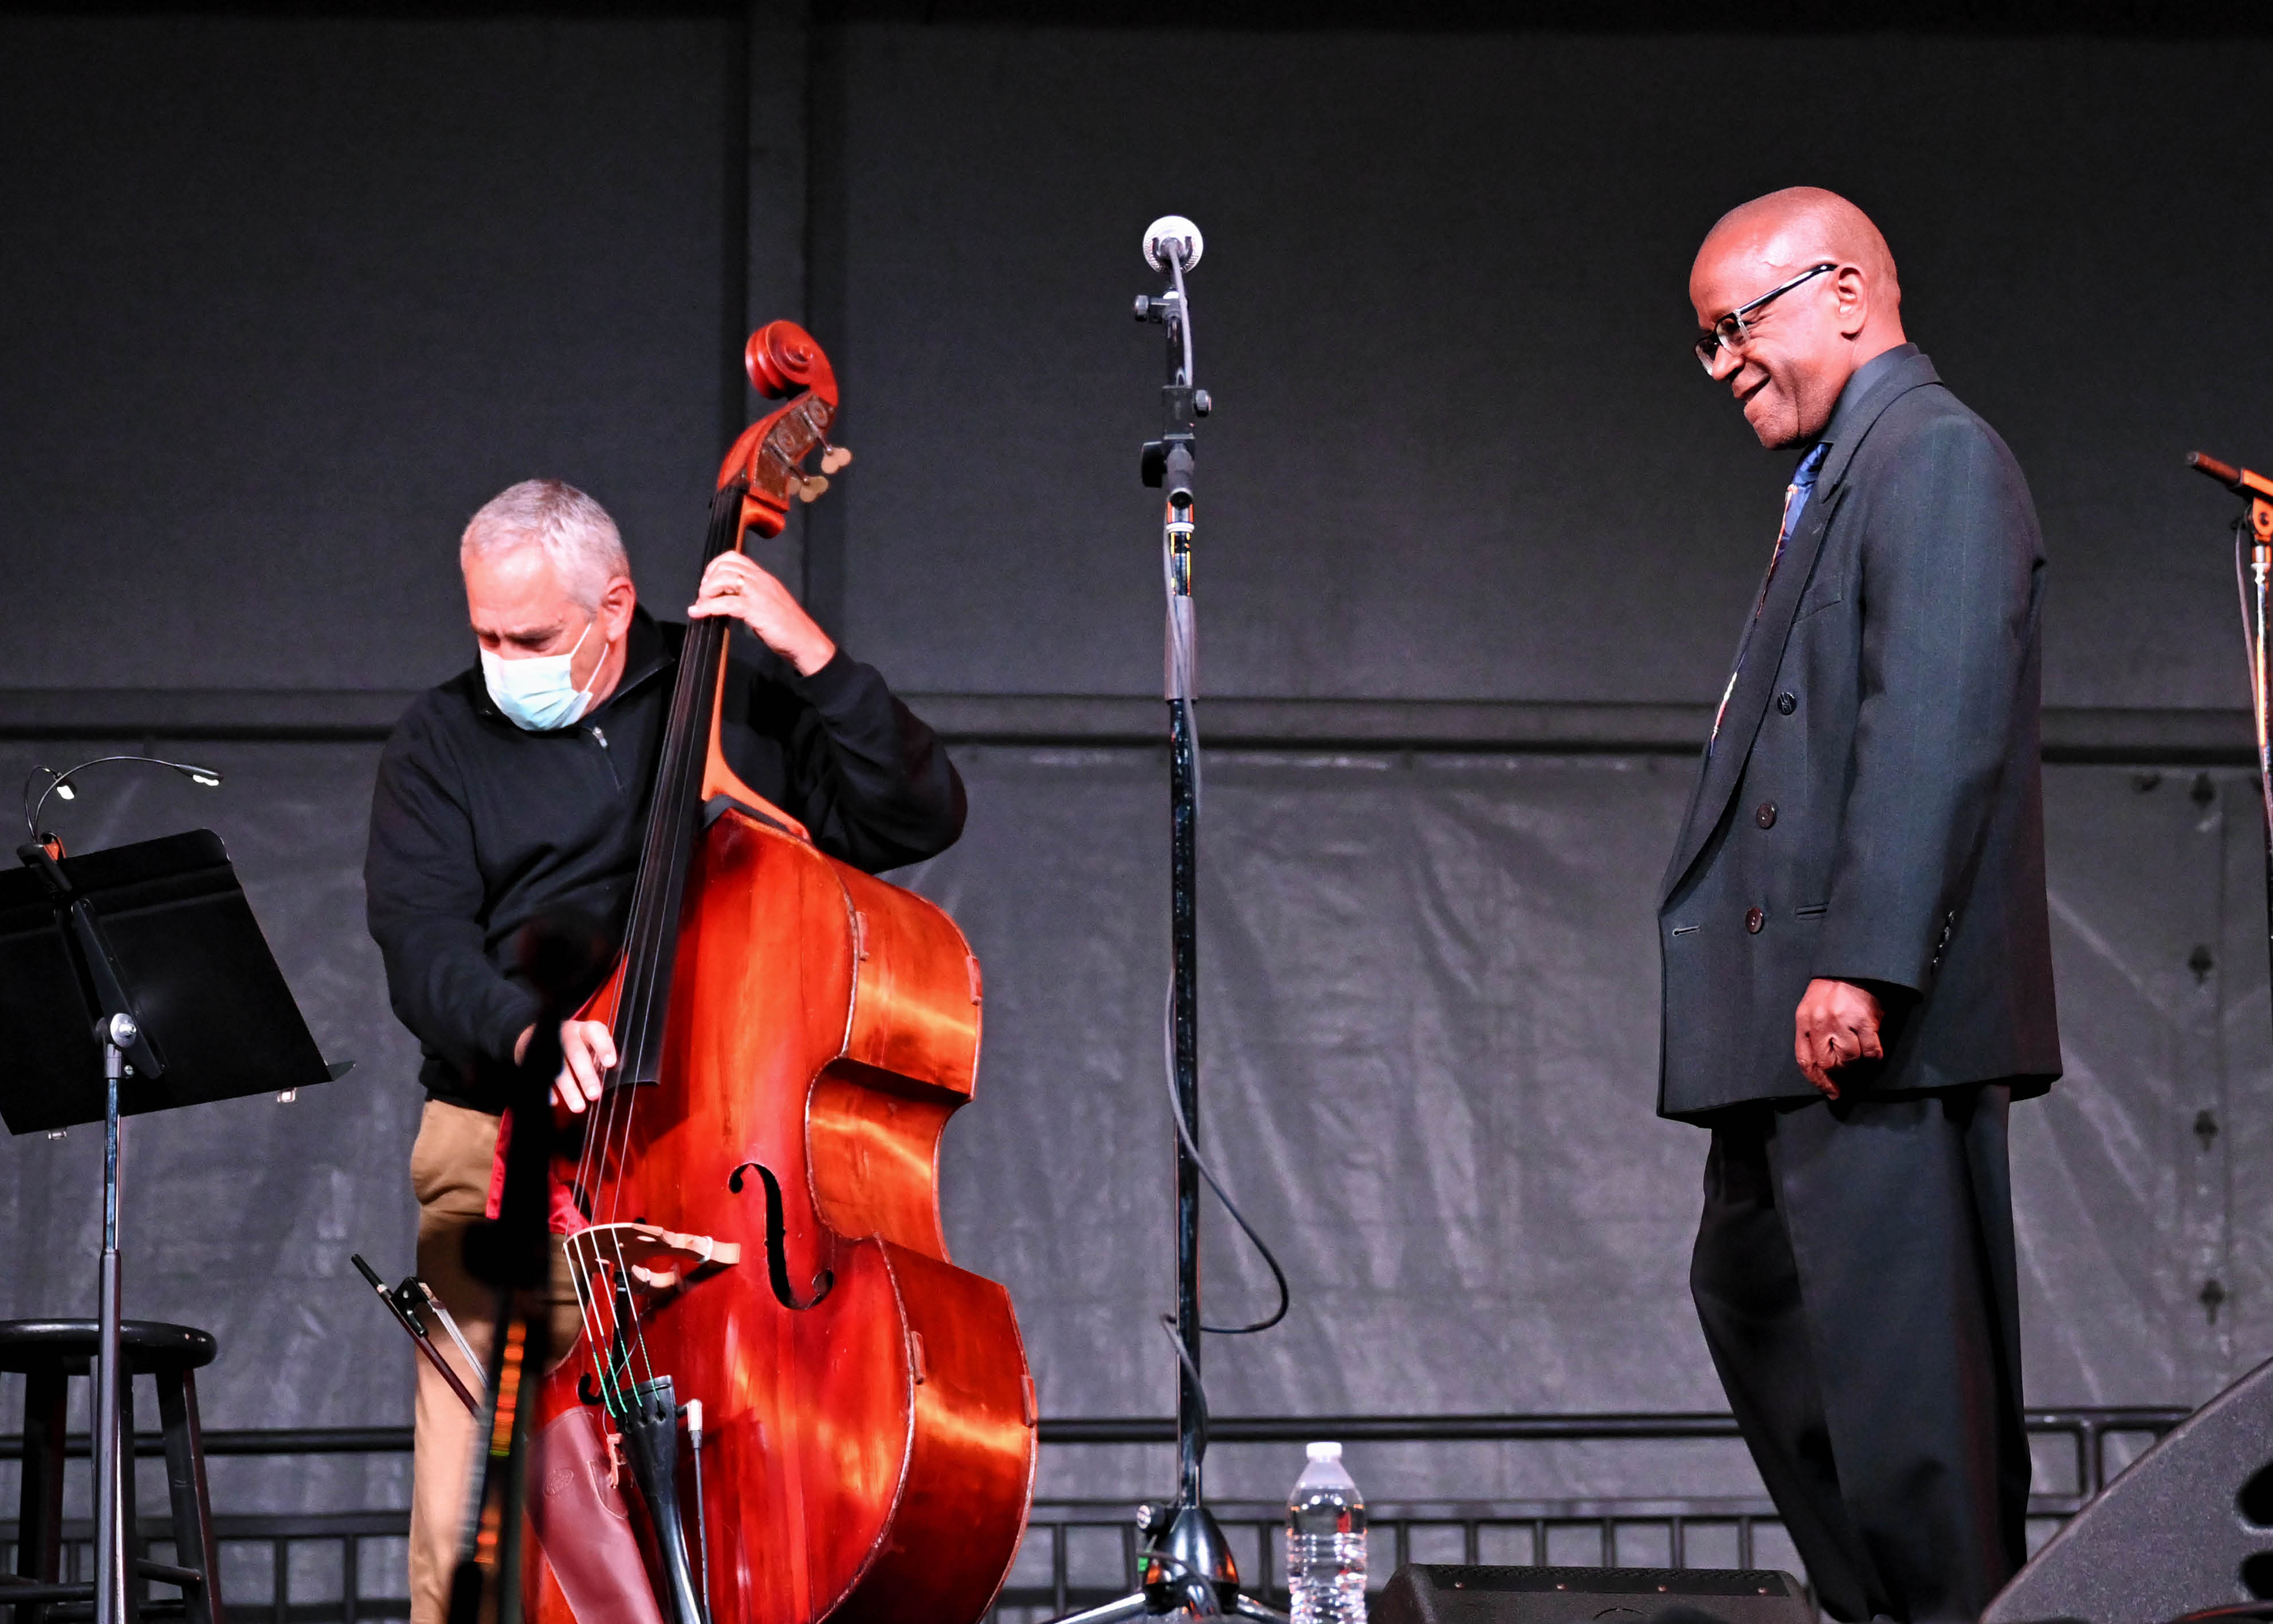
[
  {"xmin": 795, "ymin": 475, "xmax": 830, "ymax": 503},
  {"xmin": 820, "ymin": 445, "xmax": 853, "ymax": 476}
]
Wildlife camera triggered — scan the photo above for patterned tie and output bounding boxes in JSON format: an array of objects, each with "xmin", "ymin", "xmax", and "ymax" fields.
[{"xmin": 1711, "ymin": 441, "xmax": 1830, "ymax": 751}]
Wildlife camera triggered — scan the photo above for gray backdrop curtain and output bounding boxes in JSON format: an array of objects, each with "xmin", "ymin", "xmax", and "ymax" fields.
[{"xmin": 4, "ymin": 6, "xmax": 2272, "ymax": 1600}]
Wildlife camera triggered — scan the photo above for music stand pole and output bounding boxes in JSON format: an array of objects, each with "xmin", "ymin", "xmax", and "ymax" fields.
[
  {"xmin": 26, "ymin": 835, "xmax": 170, "ymax": 1624},
  {"xmin": 94, "ymin": 1011, "xmax": 135, "ymax": 1624}
]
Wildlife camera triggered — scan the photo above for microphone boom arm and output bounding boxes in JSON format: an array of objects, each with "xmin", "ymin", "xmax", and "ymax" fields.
[{"xmin": 2190, "ymin": 450, "xmax": 2273, "ymax": 501}]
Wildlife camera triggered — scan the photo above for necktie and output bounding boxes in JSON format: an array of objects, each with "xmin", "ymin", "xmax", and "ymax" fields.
[{"xmin": 1711, "ymin": 441, "xmax": 1829, "ymax": 751}]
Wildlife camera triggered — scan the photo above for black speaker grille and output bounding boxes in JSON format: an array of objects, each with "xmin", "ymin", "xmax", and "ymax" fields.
[{"xmin": 1423, "ymin": 1567, "xmax": 1799, "ymax": 1598}]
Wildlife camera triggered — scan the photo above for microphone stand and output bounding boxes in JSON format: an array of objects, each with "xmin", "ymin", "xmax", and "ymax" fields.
[
  {"xmin": 1047, "ymin": 222, "xmax": 1281, "ymax": 1624},
  {"xmin": 2190, "ymin": 451, "xmax": 2273, "ymax": 1041}
]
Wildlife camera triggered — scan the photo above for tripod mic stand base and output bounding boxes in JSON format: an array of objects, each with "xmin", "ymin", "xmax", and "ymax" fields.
[
  {"xmin": 1047, "ymin": 1599, "xmax": 1287, "ymax": 1623},
  {"xmin": 1043, "ymin": 1503, "xmax": 1291, "ymax": 1623}
]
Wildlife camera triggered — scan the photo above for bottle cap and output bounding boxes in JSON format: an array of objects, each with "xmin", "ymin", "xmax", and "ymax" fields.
[{"xmin": 1306, "ymin": 1441, "xmax": 1341, "ymax": 1462}]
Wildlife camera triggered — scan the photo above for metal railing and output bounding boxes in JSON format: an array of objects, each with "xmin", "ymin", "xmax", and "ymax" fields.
[
  {"xmin": 988, "ymin": 1496, "xmax": 1796, "ymax": 1619},
  {"xmin": 0, "ymin": 1408, "xmax": 2190, "ymax": 1623}
]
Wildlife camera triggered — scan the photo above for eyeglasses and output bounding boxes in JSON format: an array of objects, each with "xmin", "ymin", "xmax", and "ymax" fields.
[{"xmin": 1693, "ymin": 262, "xmax": 1837, "ymax": 372}]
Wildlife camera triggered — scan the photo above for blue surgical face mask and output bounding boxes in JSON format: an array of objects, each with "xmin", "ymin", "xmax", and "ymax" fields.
[{"xmin": 480, "ymin": 617, "xmax": 605, "ymax": 731}]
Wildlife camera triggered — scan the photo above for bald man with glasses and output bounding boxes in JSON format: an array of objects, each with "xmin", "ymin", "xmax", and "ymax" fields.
[{"xmin": 1655, "ymin": 188, "xmax": 2059, "ymax": 1622}]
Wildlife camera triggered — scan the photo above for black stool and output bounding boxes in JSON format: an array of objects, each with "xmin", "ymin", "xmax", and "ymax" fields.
[{"xmin": 0, "ymin": 1320, "xmax": 222, "ymax": 1624}]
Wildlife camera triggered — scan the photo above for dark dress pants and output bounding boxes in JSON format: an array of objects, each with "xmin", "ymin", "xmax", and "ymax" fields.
[{"xmin": 1689, "ymin": 1084, "xmax": 2029, "ymax": 1624}]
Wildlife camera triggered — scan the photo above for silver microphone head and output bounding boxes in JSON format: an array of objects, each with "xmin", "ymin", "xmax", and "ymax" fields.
[{"xmin": 1143, "ymin": 215, "xmax": 1204, "ymax": 273}]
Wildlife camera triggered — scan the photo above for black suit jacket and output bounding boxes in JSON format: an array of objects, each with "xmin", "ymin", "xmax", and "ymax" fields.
[{"xmin": 1656, "ymin": 347, "xmax": 2061, "ymax": 1120}]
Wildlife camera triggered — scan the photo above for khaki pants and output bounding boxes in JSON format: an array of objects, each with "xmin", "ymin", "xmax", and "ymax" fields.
[
  {"xmin": 406, "ymin": 1101, "xmax": 582, "ymax": 1624},
  {"xmin": 408, "ymin": 1100, "xmax": 501, "ymax": 1624}
]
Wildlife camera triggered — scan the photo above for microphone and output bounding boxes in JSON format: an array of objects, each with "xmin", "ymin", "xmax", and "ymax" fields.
[
  {"xmin": 1142, "ymin": 215, "xmax": 1204, "ymax": 273},
  {"xmin": 1134, "ymin": 215, "xmax": 1206, "ymax": 500},
  {"xmin": 2189, "ymin": 450, "xmax": 2273, "ymax": 500}
]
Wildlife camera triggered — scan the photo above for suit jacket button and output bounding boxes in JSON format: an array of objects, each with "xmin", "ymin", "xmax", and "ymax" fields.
[
  {"xmin": 1754, "ymin": 802, "xmax": 1777, "ymax": 829},
  {"xmin": 1745, "ymin": 907, "xmax": 1765, "ymax": 933},
  {"xmin": 1776, "ymin": 692, "xmax": 1797, "ymax": 715}
]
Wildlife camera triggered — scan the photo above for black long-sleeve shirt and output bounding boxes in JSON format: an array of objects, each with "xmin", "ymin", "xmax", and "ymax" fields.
[{"xmin": 364, "ymin": 607, "xmax": 965, "ymax": 1113}]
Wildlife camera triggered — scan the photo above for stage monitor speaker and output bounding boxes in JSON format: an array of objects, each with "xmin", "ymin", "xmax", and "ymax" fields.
[
  {"xmin": 1984, "ymin": 1355, "xmax": 2273, "ymax": 1624},
  {"xmin": 1375, "ymin": 1564, "xmax": 1813, "ymax": 1624}
]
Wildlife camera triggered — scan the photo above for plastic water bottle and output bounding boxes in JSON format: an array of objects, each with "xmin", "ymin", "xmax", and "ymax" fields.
[{"xmin": 1285, "ymin": 1440, "xmax": 1367, "ymax": 1623}]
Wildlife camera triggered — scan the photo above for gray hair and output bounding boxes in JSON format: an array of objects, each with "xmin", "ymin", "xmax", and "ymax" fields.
[{"xmin": 459, "ymin": 479, "xmax": 630, "ymax": 611}]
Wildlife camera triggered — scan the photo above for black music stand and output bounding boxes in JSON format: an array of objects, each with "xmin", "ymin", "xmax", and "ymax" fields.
[{"xmin": 0, "ymin": 829, "xmax": 349, "ymax": 1624}]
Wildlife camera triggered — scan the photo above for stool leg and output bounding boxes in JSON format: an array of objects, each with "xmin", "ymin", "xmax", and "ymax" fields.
[
  {"xmin": 15, "ymin": 1365, "xmax": 66, "ymax": 1624},
  {"xmin": 119, "ymin": 1376, "xmax": 141, "ymax": 1624},
  {"xmin": 155, "ymin": 1370, "xmax": 221, "ymax": 1624}
]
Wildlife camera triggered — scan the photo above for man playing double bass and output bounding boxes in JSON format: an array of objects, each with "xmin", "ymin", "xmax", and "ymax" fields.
[{"xmin": 363, "ymin": 478, "xmax": 964, "ymax": 1624}]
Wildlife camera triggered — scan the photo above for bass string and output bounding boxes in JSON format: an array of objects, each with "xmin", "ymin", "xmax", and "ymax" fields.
[
  {"xmin": 573, "ymin": 733, "xmax": 687, "ymax": 1402},
  {"xmin": 574, "ymin": 483, "xmax": 739, "ymax": 1210},
  {"xmin": 600, "ymin": 590, "xmax": 728, "ymax": 1197},
  {"xmin": 590, "ymin": 638, "xmax": 712, "ymax": 1397},
  {"xmin": 574, "ymin": 481, "xmax": 747, "ymax": 1402},
  {"xmin": 621, "ymin": 593, "xmax": 737, "ymax": 1388},
  {"xmin": 574, "ymin": 725, "xmax": 696, "ymax": 1399},
  {"xmin": 607, "ymin": 481, "xmax": 741, "ymax": 1101},
  {"xmin": 606, "ymin": 641, "xmax": 712, "ymax": 1395}
]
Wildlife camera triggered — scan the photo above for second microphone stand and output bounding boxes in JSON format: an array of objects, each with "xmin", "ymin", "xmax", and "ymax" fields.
[{"xmin": 2190, "ymin": 450, "xmax": 2273, "ymax": 1041}]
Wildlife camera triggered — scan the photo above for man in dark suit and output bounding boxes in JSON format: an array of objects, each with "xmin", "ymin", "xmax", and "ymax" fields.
[{"xmin": 1659, "ymin": 187, "xmax": 2061, "ymax": 1623}]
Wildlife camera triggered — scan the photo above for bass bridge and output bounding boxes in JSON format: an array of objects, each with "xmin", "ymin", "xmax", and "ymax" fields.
[{"xmin": 566, "ymin": 1222, "xmax": 741, "ymax": 1295}]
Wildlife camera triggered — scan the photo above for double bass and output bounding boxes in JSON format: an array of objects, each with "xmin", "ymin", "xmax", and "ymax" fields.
[{"xmin": 521, "ymin": 323, "xmax": 1035, "ymax": 1624}]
